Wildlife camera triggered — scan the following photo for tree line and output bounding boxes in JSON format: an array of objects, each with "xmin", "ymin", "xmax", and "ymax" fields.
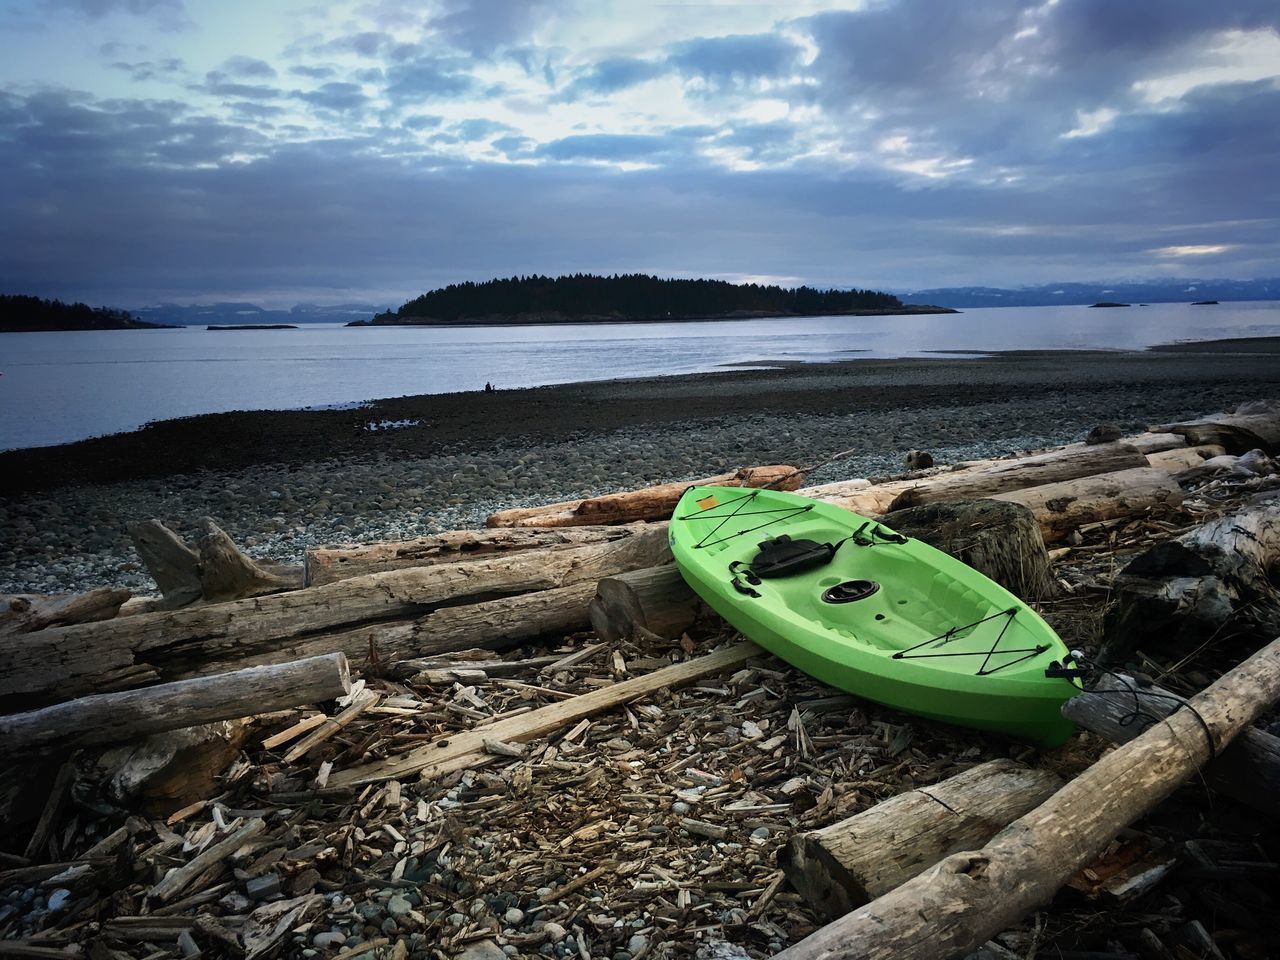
[
  {"xmin": 0, "ymin": 294, "xmax": 172, "ymax": 332},
  {"xmin": 379, "ymin": 274, "xmax": 903, "ymax": 323}
]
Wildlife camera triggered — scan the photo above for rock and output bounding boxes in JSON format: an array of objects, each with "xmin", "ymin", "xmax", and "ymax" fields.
[
  {"xmin": 905, "ymin": 450, "xmax": 934, "ymax": 470},
  {"xmin": 46, "ymin": 889, "xmax": 71, "ymax": 911},
  {"xmin": 387, "ymin": 895, "xmax": 412, "ymax": 918},
  {"xmin": 1085, "ymin": 423, "xmax": 1123, "ymax": 444},
  {"xmin": 246, "ymin": 873, "xmax": 282, "ymax": 900},
  {"xmin": 456, "ymin": 942, "xmax": 508, "ymax": 960},
  {"xmin": 503, "ymin": 907, "xmax": 525, "ymax": 926},
  {"xmin": 313, "ymin": 932, "xmax": 346, "ymax": 948},
  {"xmin": 543, "ymin": 921, "xmax": 567, "ymax": 943},
  {"xmin": 628, "ymin": 934, "xmax": 649, "ymax": 955}
]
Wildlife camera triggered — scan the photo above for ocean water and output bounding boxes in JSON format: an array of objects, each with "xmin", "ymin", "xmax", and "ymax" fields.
[{"xmin": 2, "ymin": 300, "xmax": 1277, "ymax": 451}]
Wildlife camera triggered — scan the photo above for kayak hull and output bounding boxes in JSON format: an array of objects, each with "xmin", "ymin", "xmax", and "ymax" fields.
[{"xmin": 669, "ymin": 486, "xmax": 1077, "ymax": 746}]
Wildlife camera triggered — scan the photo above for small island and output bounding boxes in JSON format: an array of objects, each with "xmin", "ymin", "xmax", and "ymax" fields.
[
  {"xmin": 207, "ymin": 324, "xmax": 299, "ymax": 330},
  {"xmin": 1191, "ymin": 300, "xmax": 1219, "ymax": 305},
  {"xmin": 0, "ymin": 294, "xmax": 179, "ymax": 332},
  {"xmin": 349, "ymin": 273, "xmax": 956, "ymax": 326},
  {"xmin": 1088, "ymin": 301, "xmax": 1131, "ymax": 308}
]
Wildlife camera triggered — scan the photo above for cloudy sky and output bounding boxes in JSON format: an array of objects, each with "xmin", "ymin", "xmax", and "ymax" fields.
[{"xmin": 1, "ymin": 0, "xmax": 1277, "ymax": 307}]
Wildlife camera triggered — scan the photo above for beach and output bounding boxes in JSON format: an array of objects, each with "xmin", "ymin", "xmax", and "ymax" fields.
[{"xmin": 3, "ymin": 342, "xmax": 1279, "ymax": 595}]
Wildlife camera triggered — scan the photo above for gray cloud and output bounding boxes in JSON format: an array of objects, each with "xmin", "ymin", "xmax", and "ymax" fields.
[
  {"xmin": 453, "ymin": 118, "xmax": 515, "ymax": 141},
  {"xmin": 289, "ymin": 64, "xmax": 336, "ymax": 80},
  {"xmin": 383, "ymin": 56, "xmax": 476, "ymax": 103},
  {"xmin": 668, "ymin": 33, "xmax": 805, "ymax": 91},
  {"xmin": 198, "ymin": 71, "xmax": 281, "ymax": 100},
  {"xmin": 108, "ymin": 56, "xmax": 183, "ymax": 82},
  {"xmin": 219, "ymin": 55, "xmax": 277, "ymax": 79},
  {"xmin": 535, "ymin": 134, "xmax": 674, "ymax": 161},
  {"xmin": 556, "ymin": 56, "xmax": 665, "ymax": 100},
  {"xmin": 426, "ymin": 0, "xmax": 563, "ymax": 58},
  {"xmin": 294, "ymin": 81, "xmax": 369, "ymax": 113}
]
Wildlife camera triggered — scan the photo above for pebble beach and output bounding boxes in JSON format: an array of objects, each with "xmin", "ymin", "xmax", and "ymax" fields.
[{"xmin": 4, "ymin": 344, "xmax": 1280, "ymax": 595}]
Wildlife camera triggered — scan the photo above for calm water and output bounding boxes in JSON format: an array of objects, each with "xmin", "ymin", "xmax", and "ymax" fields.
[{"xmin": 2, "ymin": 301, "xmax": 1278, "ymax": 451}]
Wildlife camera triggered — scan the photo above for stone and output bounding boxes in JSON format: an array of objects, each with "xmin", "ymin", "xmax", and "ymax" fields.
[
  {"xmin": 246, "ymin": 873, "xmax": 282, "ymax": 900},
  {"xmin": 1085, "ymin": 423, "xmax": 1123, "ymax": 444},
  {"xmin": 456, "ymin": 941, "xmax": 508, "ymax": 960},
  {"xmin": 312, "ymin": 932, "xmax": 346, "ymax": 948},
  {"xmin": 387, "ymin": 895, "xmax": 412, "ymax": 918},
  {"xmin": 542, "ymin": 921, "xmax": 567, "ymax": 943},
  {"xmin": 628, "ymin": 934, "xmax": 649, "ymax": 955},
  {"xmin": 905, "ymin": 450, "xmax": 934, "ymax": 470},
  {"xmin": 503, "ymin": 907, "xmax": 525, "ymax": 926}
]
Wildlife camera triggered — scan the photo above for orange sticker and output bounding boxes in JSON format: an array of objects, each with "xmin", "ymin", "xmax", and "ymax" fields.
[{"xmin": 696, "ymin": 494, "xmax": 720, "ymax": 510}]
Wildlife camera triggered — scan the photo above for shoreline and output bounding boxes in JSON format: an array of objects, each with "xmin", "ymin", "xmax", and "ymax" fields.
[{"xmin": 3, "ymin": 340, "xmax": 1280, "ymax": 595}]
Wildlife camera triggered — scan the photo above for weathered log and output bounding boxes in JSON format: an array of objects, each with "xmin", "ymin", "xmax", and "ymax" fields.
[
  {"xmin": 884, "ymin": 500, "xmax": 1055, "ymax": 600},
  {"xmin": 485, "ymin": 465, "xmax": 803, "ymax": 528},
  {"xmin": 1062, "ymin": 673, "xmax": 1280, "ymax": 815},
  {"xmin": 194, "ymin": 517, "xmax": 299, "ymax": 601},
  {"xmin": 0, "ymin": 653, "xmax": 350, "ymax": 760},
  {"xmin": 1158, "ymin": 409, "xmax": 1280, "ymax": 455},
  {"xmin": 1099, "ymin": 499, "xmax": 1280, "ymax": 665},
  {"xmin": 192, "ymin": 581, "xmax": 603, "ymax": 677},
  {"xmin": 128, "ymin": 519, "xmax": 203, "ymax": 608},
  {"xmin": 781, "ymin": 759, "xmax": 1064, "ymax": 919},
  {"xmin": 0, "ymin": 527, "xmax": 671, "ymax": 712},
  {"xmin": 0, "ymin": 587, "xmax": 131, "ymax": 637},
  {"xmin": 304, "ymin": 525, "xmax": 639, "ymax": 586},
  {"xmin": 1145, "ymin": 444, "xmax": 1226, "ymax": 473},
  {"xmin": 589, "ymin": 565, "xmax": 705, "ymax": 643},
  {"xmin": 330, "ymin": 641, "xmax": 762, "ymax": 787},
  {"xmin": 1121, "ymin": 432, "xmax": 1188, "ymax": 454},
  {"xmin": 990, "ymin": 467, "xmax": 1183, "ymax": 544},
  {"xmin": 887, "ymin": 443, "xmax": 1148, "ymax": 511},
  {"xmin": 772, "ymin": 635, "xmax": 1280, "ymax": 960}
]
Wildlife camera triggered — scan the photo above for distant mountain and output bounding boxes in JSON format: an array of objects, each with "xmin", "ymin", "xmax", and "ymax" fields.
[
  {"xmin": 352, "ymin": 273, "xmax": 952, "ymax": 326},
  {"xmin": 898, "ymin": 277, "xmax": 1280, "ymax": 308},
  {"xmin": 0, "ymin": 294, "xmax": 178, "ymax": 332},
  {"xmin": 133, "ymin": 301, "xmax": 393, "ymax": 327}
]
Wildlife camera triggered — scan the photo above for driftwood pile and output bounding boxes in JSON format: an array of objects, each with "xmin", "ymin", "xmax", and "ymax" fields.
[{"xmin": 2, "ymin": 401, "xmax": 1280, "ymax": 960}]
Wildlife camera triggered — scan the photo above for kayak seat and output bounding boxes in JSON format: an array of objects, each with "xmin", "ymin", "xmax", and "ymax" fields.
[{"xmin": 749, "ymin": 535, "xmax": 837, "ymax": 579}]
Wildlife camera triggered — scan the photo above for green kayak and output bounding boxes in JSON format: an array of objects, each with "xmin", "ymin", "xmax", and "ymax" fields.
[{"xmin": 669, "ymin": 486, "xmax": 1078, "ymax": 746}]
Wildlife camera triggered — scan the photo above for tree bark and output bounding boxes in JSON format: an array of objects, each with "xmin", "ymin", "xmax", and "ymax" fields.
[
  {"xmin": 589, "ymin": 565, "xmax": 705, "ymax": 643},
  {"xmin": 128, "ymin": 519, "xmax": 203, "ymax": 609},
  {"xmin": 0, "ymin": 587, "xmax": 131, "ymax": 637},
  {"xmin": 0, "ymin": 653, "xmax": 350, "ymax": 760},
  {"xmin": 886, "ymin": 443, "xmax": 1148, "ymax": 511},
  {"xmin": 1121, "ymin": 432, "xmax": 1189, "ymax": 454},
  {"xmin": 1099, "ymin": 499, "xmax": 1280, "ymax": 665},
  {"xmin": 0, "ymin": 527, "xmax": 671, "ymax": 712},
  {"xmin": 884, "ymin": 500, "xmax": 1056, "ymax": 600},
  {"xmin": 304, "ymin": 526, "xmax": 639, "ymax": 586},
  {"xmin": 781, "ymin": 759, "xmax": 1064, "ymax": 919},
  {"xmin": 990, "ymin": 467, "xmax": 1184, "ymax": 544},
  {"xmin": 1062, "ymin": 673, "xmax": 1280, "ymax": 815},
  {"xmin": 485, "ymin": 465, "xmax": 803, "ymax": 528},
  {"xmin": 772, "ymin": 635, "xmax": 1280, "ymax": 960}
]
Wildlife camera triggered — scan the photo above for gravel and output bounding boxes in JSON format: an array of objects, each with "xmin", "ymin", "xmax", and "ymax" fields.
[{"xmin": 1, "ymin": 359, "xmax": 1275, "ymax": 594}]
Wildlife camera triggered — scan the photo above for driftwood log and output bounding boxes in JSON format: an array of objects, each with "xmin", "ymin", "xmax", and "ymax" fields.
[
  {"xmin": 195, "ymin": 581, "xmax": 604, "ymax": 676},
  {"xmin": 1158, "ymin": 406, "xmax": 1280, "ymax": 454},
  {"xmin": 127, "ymin": 519, "xmax": 203, "ymax": 608},
  {"xmin": 0, "ymin": 653, "xmax": 350, "ymax": 760},
  {"xmin": 194, "ymin": 517, "xmax": 299, "ymax": 601},
  {"xmin": 886, "ymin": 443, "xmax": 1148, "ymax": 511},
  {"xmin": 0, "ymin": 527, "xmax": 671, "ymax": 712},
  {"xmin": 1100, "ymin": 498, "xmax": 1280, "ymax": 665},
  {"xmin": 485, "ymin": 465, "xmax": 803, "ymax": 528},
  {"xmin": 782, "ymin": 759, "xmax": 1063, "ymax": 919},
  {"xmin": 130, "ymin": 517, "xmax": 300, "ymax": 608},
  {"xmin": 589, "ymin": 565, "xmax": 705, "ymax": 643},
  {"xmin": 990, "ymin": 467, "xmax": 1183, "ymax": 544},
  {"xmin": 884, "ymin": 500, "xmax": 1055, "ymax": 600},
  {"xmin": 304, "ymin": 526, "xmax": 639, "ymax": 586},
  {"xmin": 1062, "ymin": 673, "xmax": 1280, "ymax": 815},
  {"xmin": 1145, "ymin": 444, "xmax": 1226, "ymax": 473},
  {"xmin": 1, "ymin": 587, "xmax": 131, "ymax": 637},
  {"xmin": 1121, "ymin": 432, "xmax": 1190, "ymax": 454},
  {"xmin": 773, "ymin": 634, "xmax": 1280, "ymax": 960}
]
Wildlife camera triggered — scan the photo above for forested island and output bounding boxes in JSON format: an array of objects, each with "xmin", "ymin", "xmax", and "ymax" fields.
[
  {"xmin": 349, "ymin": 274, "xmax": 955, "ymax": 326},
  {"xmin": 0, "ymin": 295, "xmax": 178, "ymax": 332}
]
